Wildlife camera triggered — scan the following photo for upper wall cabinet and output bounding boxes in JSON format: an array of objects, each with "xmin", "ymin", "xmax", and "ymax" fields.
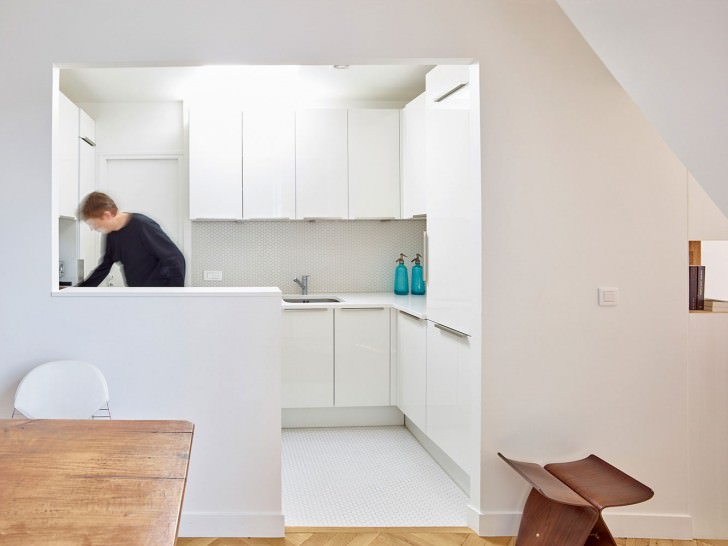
[
  {"xmin": 348, "ymin": 109, "xmax": 400, "ymax": 219},
  {"xmin": 189, "ymin": 106, "xmax": 403, "ymax": 221},
  {"xmin": 401, "ymin": 93, "xmax": 427, "ymax": 218},
  {"xmin": 295, "ymin": 109, "xmax": 349, "ymax": 219},
  {"xmin": 243, "ymin": 109, "xmax": 295, "ymax": 219},
  {"xmin": 188, "ymin": 107, "xmax": 243, "ymax": 220}
]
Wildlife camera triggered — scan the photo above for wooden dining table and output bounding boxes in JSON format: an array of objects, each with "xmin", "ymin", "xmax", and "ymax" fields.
[{"xmin": 0, "ymin": 419, "xmax": 194, "ymax": 546}]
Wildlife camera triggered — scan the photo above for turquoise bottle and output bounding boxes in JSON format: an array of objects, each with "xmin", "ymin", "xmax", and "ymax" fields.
[
  {"xmin": 411, "ymin": 253, "xmax": 426, "ymax": 295},
  {"xmin": 394, "ymin": 253, "xmax": 409, "ymax": 295}
]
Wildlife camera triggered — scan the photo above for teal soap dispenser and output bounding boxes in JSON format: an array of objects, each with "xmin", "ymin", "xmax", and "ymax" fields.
[
  {"xmin": 394, "ymin": 253, "xmax": 409, "ymax": 295},
  {"xmin": 411, "ymin": 253, "xmax": 426, "ymax": 295}
]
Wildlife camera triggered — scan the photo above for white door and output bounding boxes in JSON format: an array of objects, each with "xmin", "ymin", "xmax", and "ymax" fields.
[
  {"xmin": 282, "ymin": 308, "xmax": 335, "ymax": 408},
  {"xmin": 98, "ymin": 157, "xmax": 182, "ymax": 286},
  {"xmin": 295, "ymin": 109, "xmax": 348, "ymax": 219},
  {"xmin": 348, "ymin": 109, "xmax": 401, "ymax": 219},
  {"xmin": 242, "ymin": 109, "xmax": 295, "ymax": 219},
  {"xmin": 334, "ymin": 307, "xmax": 391, "ymax": 407}
]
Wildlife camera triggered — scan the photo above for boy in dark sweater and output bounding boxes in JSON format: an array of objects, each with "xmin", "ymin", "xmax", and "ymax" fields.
[{"xmin": 77, "ymin": 192, "xmax": 185, "ymax": 287}]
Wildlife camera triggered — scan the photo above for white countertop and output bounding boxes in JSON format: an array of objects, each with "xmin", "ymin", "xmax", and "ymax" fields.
[{"xmin": 281, "ymin": 292, "xmax": 427, "ymax": 319}]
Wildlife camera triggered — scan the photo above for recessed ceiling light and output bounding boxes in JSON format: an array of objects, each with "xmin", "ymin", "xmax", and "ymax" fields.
[{"xmin": 333, "ymin": 65, "xmax": 350, "ymax": 69}]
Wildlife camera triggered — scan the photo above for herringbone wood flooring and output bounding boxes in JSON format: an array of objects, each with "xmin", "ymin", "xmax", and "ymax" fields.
[{"xmin": 176, "ymin": 528, "xmax": 728, "ymax": 546}]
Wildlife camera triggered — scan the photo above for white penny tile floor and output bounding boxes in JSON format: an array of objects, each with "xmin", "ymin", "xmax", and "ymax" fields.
[{"xmin": 282, "ymin": 426, "xmax": 469, "ymax": 526}]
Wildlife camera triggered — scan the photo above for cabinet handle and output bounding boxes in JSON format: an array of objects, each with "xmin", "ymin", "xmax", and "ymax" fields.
[
  {"xmin": 80, "ymin": 136, "xmax": 96, "ymax": 147},
  {"xmin": 434, "ymin": 83, "xmax": 468, "ymax": 103},
  {"xmin": 399, "ymin": 310, "xmax": 422, "ymax": 321},
  {"xmin": 423, "ymin": 231, "xmax": 428, "ymax": 282},
  {"xmin": 433, "ymin": 322, "xmax": 470, "ymax": 338},
  {"xmin": 339, "ymin": 307, "xmax": 385, "ymax": 311}
]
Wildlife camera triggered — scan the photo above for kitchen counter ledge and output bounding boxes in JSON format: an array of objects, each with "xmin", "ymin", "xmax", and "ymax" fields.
[{"xmin": 54, "ymin": 286, "xmax": 282, "ymax": 298}]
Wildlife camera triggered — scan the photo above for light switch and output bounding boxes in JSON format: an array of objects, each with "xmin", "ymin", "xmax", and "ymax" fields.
[
  {"xmin": 598, "ymin": 287, "xmax": 618, "ymax": 306},
  {"xmin": 203, "ymin": 270, "xmax": 223, "ymax": 281}
]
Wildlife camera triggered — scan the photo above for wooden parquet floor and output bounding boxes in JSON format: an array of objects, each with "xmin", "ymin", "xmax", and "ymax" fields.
[{"xmin": 176, "ymin": 528, "xmax": 728, "ymax": 546}]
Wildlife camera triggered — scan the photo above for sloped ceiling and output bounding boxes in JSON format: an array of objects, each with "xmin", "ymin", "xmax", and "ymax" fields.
[{"xmin": 556, "ymin": 0, "xmax": 728, "ymax": 217}]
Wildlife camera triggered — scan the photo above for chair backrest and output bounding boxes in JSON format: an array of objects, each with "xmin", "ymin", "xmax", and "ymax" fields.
[{"xmin": 14, "ymin": 360, "xmax": 110, "ymax": 419}]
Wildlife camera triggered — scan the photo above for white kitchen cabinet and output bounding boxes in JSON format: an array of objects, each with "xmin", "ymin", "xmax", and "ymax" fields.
[
  {"xmin": 57, "ymin": 92, "xmax": 79, "ymax": 219},
  {"xmin": 282, "ymin": 308, "xmax": 334, "ymax": 408},
  {"xmin": 401, "ymin": 93, "xmax": 427, "ymax": 218},
  {"xmin": 295, "ymin": 109, "xmax": 348, "ymax": 219},
  {"xmin": 243, "ymin": 109, "xmax": 295, "ymax": 219},
  {"xmin": 426, "ymin": 319, "xmax": 472, "ymax": 472},
  {"xmin": 78, "ymin": 109, "xmax": 98, "ymax": 281},
  {"xmin": 348, "ymin": 109, "xmax": 400, "ymax": 219},
  {"xmin": 396, "ymin": 309, "xmax": 427, "ymax": 431},
  {"xmin": 188, "ymin": 106, "xmax": 242, "ymax": 219},
  {"xmin": 334, "ymin": 307, "xmax": 391, "ymax": 407},
  {"xmin": 425, "ymin": 64, "xmax": 479, "ymax": 336}
]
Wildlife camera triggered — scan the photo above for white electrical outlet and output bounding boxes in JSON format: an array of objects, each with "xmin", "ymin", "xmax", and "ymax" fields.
[{"xmin": 203, "ymin": 270, "xmax": 223, "ymax": 281}]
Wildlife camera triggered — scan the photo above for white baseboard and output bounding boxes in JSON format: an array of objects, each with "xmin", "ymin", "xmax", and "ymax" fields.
[
  {"xmin": 179, "ymin": 512, "xmax": 285, "ymax": 537},
  {"xmin": 404, "ymin": 416, "xmax": 470, "ymax": 495},
  {"xmin": 466, "ymin": 507, "xmax": 693, "ymax": 540},
  {"xmin": 282, "ymin": 406, "xmax": 405, "ymax": 428}
]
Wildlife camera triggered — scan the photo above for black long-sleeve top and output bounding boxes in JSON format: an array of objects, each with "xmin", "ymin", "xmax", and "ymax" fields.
[{"xmin": 78, "ymin": 213, "xmax": 185, "ymax": 287}]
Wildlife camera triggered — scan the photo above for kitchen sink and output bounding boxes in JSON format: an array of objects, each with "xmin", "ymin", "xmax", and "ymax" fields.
[{"xmin": 282, "ymin": 297, "xmax": 342, "ymax": 303}]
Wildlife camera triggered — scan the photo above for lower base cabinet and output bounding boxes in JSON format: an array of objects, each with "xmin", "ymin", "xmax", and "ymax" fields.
[
  {"xmin": 282, "ymin": 306, "xmax": 390, "ymax": 409},
  {"xmin": 335, "ymin": 307, "xmax": 391, "ymax": 407},
  {"xmin": 426, "ymin": 319, "xmax": 472, "ymax": 472},
  {"xmin": 282, "ymin": 308, "xmax": 334, "ymax": 408},
  {"xmin": 396, "ymin": 310, "xmax": 427, "ymax": 431}
]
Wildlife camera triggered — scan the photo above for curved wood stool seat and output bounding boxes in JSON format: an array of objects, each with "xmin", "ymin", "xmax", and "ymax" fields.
[{"xmin": 499, "ymin": 453, "xmax": 653, "ymax": 546}]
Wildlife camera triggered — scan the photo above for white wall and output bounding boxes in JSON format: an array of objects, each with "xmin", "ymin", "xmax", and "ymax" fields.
[
  {"xmin": 476, "ymin": 1, "xmax": 691, "ymax": 538},
  {"xmin": 556, "ymin": 0, "xmax": 728, "ymax": 221},
  {"xmin": 0, "ymin": 0, "xmax": 716, "ymax": 539}
]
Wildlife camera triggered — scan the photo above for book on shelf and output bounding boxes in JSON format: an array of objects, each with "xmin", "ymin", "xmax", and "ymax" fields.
[
  {"xmin": 689, "ymin": 265, "xmax": 706, "ymax": 310},
  {"xmin": 704, "ymin": 299, "xmax": 728, "ymax": 312}
]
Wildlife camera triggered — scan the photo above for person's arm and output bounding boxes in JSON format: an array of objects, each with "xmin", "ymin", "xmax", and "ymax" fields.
[
  {"xmin": 139, "ymin": 224, "xmax": 185, "ymax": 286},
  {"xmin": 76, "ymin": 238, "xmax": 114, "ymax": 287}
]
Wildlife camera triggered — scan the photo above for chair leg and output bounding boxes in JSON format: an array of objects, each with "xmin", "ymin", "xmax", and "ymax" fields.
[
  {"xmin": 584, "ymin": 515, "xmax": 617, "ymax": 546},
  {"xmin": 516, "ymin": 488, "xmax": 598, "ymax": 546}
]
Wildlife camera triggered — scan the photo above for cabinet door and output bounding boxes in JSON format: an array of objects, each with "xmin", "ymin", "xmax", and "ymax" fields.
[
  {"xmin": 282, "ymin": 308, "xmax": 334, "ymax": 408},
  {"xmin": 401, "ymin": 93, "xmax": 427, "ymax": 218},
  {"xmin": 426, "ymin": 319, "xmax": 472, "ymax": 472},
  {"xmin": 243, "ymin": 109, "xmax": 295, "ymax": 219},
  {"xmin": 425, "ymin": 65, "xmax": 479, "ymax": 336},
  {"xmin": 295, "ymin": 109, "xmax": 348, "ymax": 219},
  {"xmin": 348, "ymin": 109, "xmax": 400, "ymax": 219},
  {"xmin": 396, "ymin": 310, "xmax": 427, "ymax": 430},
  {"xmin": 188, "ymin": 107, "xmax": 242, "ymax": 219},
  {"xmin": 334, "ymin": 307, "xmax": 390, "ymax": 407},
  {"xmin": 57, "ymin": 92, "xmax": 79, "ymax": 219},
  {"xmin": 78, "ymin": 109, "xmax": 98, "ymax": 282}
]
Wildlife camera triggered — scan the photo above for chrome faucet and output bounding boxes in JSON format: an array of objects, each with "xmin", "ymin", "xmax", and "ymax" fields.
[{"xmin": 293, "ymin": 275, "xmax": 309, "ymax": 295}]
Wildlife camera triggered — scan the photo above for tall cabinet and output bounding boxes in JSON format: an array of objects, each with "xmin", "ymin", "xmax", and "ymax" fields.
[
  {"xmin": 425, "ymin": 65, "xmax": 479, "ymax": 337},
  {"xmin": 56, "ymin": 92, "xmax": 97, "ymax": 285}
]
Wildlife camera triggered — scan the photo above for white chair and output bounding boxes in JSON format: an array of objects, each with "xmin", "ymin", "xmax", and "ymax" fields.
[{"xmin": 12, "ymin": 360, "xmax": 111, "ymax": 419}]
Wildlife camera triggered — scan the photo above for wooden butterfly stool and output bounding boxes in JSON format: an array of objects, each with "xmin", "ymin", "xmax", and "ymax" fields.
[{"xmin": 498, "ymin": 453, "xmax": 653, "ymax": 546}]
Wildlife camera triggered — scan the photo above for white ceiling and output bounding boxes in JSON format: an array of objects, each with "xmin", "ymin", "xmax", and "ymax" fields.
[
  {"xmin": 60, "ymin": 64, "xmax": 433, "ymax": 105},
  {"xmin": 556, "ymin": 0, "xmax": 728, "ymax": 219}
]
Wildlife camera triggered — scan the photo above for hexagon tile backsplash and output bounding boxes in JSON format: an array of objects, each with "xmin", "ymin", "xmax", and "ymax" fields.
[{"xmin": 191, "ymin": 219, "xmax": 426, "ymax": 293}]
